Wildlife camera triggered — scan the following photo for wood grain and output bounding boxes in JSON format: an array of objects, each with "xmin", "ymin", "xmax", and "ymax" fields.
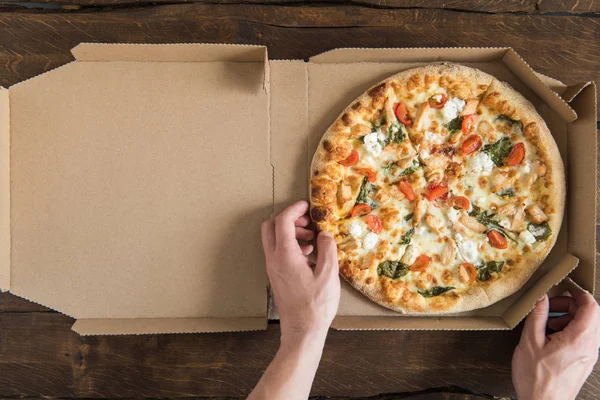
[
  {"xmin": 0, "ymin": 3, "xmax": 598, "ymax": 399},
  {"xmin": 1, "ymin": 0, "xmax": 599, "ymax": 14}
]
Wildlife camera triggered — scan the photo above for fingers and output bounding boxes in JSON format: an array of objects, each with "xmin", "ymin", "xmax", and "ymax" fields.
[
  {"xmin": 295, "ymin": 215, "xmax": 311, "ymax": 228},
  {"xmin": 565, "ymin": 291, "xmax": 600, "ymax": 341},
  {"xmin": 274, "ymin": 201, "xmax": 309, "ymax": 248},
  {"xmin": 315, "ymin": 231, "xmax": 338, "ymax": 277},
  {"xmin": 300, "ymin": 244, "xmax": 314, "ymax": 256},
  {"xmin": 295, "ymin": 227, "xmax": 315, "ymax": 242},
  {"xmin": 548, "ymin": 314, "xmax": 574, "ymax": 332},
  {"xmin": 261, "ymin": 219, "xmax": 276, "ymax": 252},
  {"xmin": 549, "ymin": 296, "xmax": 578, "ymax": 314},
  {"xmin": 521, "ymin": 295, "xmax": 550, "ymax": 349}
]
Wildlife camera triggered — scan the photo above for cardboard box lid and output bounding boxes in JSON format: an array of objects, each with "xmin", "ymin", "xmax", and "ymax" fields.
[{"xmin": 1, "ymin": 43, "xmax": 271, "ymax": 334}]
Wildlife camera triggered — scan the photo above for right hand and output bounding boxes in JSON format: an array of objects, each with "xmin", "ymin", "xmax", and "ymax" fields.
[
  {"xmin": 261, "ymin": 201, "xmax": 341, "ymax": 343},
  {"xmin": 512, "ymin": 290, "xmax": 600, "ymax": 400}
]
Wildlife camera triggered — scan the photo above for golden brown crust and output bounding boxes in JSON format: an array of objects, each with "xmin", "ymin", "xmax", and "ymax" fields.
[{"xmin": 309, "ymin": 63, "xmax": 565, "ymax": 314}]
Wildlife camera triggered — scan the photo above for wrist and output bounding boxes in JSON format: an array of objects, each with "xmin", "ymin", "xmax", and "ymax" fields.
[{"xmin": 280, "ymin": 327, "xmax": 329, "ymax": 354}]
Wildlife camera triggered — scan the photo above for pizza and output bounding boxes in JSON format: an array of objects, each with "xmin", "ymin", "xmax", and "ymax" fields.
[{"xmin": 309, "ymin": 63, "xmax": 565, "ymax": 314}]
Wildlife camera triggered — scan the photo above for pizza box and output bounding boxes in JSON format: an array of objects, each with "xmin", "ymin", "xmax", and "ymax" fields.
[{"xmin": 0, "ymin": 44, "xmax": 595, "ymax": 335}]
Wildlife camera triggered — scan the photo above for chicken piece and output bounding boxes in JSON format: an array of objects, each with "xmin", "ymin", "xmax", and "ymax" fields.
[
  {"xmin": 361, "ymin": 252, "xmax": 379, "ymax": 270},
  {"xmin": 425, "ymin": 213, "xmax": 444, "ymax": 235},
  {"xmin": 337, "ymin": 183, "xmax": 353, "ymax": 207},
  {"xmin": 497, "ymin": 202, "xmax": 518, "ymax": 216},
  {"xmin": 526, "ymin": 204, "xmax": 549, "ymax": 223},
  {"xmin": 401, "ymin": 243, "xmax": 420, "ymax": 265},
  {"xmin": 458, "ymin": 263, "xmax": 472, "ymax": 284},
  {"xmin": 384, "ymin": 97, "xmax": 396, "ymax": 129},
  {"xmin": 511, "ymin": 205, "xmax": 525, "ymax": 230},
  {"xmin": 339, "ymin": 238, "xmax": 359, "ymax": 253},
  {"xmin": 440, "ymin": 239, "xmax": 456, "ymax": 265},
  {"xmin": 372, "ymin": 186, "xmax": 390, "ymax": 203},
  {"xmin": 477, "ymin": 120, "xmax": 497, "ymax": 142},
  {"xmin": 451, "ymin": 221, "xmax": 470, "ymax": 236},
  {"xmin": 449, "ymin": 130, "xmax": 464, "ymax": 145},
  {"xmin": 413, "ymin": 102, "xmax": 431, "ymax": 130},
  {"xmin": 350, "ymin": 123, "xmax": 371, "ymax": 139},
  {"xmin": 491, "ymin": 172, "xmax": 514, "ymax": 193},
  {"xmin": 460, "ymin": 99, "xmax": 479, "ymax": 116},
  {"xmin": 459, "ymin": 214, "xmax": 487, "ymax": 233},
  {"xmin": 413, "ymin": 194, "xmax": 428, "ymax": 227},
  {"xmin": 397, "ymin": 155, "xmax": 415, "ymax": 169},
  {"xmin": 423, "ymin": 153, "xmax": 449, "ymax": 172}
]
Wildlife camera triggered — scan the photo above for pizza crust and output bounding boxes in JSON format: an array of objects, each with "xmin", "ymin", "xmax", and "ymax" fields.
[{"xmin": 309, "ymin": 63, "xmax": 565, "ymax": 314}]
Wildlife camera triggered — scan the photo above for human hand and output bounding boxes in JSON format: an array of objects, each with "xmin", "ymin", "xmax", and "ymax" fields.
[
  {"xmin": 512, "ymin": 290, "xmax": 600, "ymax": 400},
  {"xmin": 261, "ymin": 200, "xmax": 340, "ymax": 343}
]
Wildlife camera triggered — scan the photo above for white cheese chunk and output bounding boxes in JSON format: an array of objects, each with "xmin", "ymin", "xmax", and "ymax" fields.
[
  {"xmin": 455, "ymin": 234, "xmax": 479, "ymax": 264},
  {"xmin": 363, "ymin": 232, "xmax": 379, "ymax": 250},
  {"xmin": 442, "ymin": 97, "xmax": 466, "ymax": 122},
  {"xmin": 447, "ymin": 208, "xmax": 460, "ymax": 224},
  {"xmin": 499, "ymin": 219, "xmax": 511, "ymax": 229},
  {"xmin": 363, "ymin": 130, "xmax": 383, "ymax": 156},
  {"xmin": 528, "ymin": 224, "xmax": 546, "ymax": 237},
  {"xmin": 349, "ymin": 221, "xmax": 363, "ymax": 238},
  {"xmin": 468, "ymin": 152, "xmax": 495, "ymax": 175},
  {"xmin": 519, "ymin": 230, "xmax": 537, "ymax": 245},
  {"xmin": 424, "ymin": 130, "xmax": 444, "ymax": 145}
]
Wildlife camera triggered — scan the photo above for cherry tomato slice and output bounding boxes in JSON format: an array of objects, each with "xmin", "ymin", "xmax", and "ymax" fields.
[
  {"xmin": 410, "ymin": 255, "xmax": 431, "ymax": 272},
  {"xmin": 461, "ymin": 262, "xmax": 477, "ymax": 283},
  {"xmin": 366, "ymin": 214, "xmax": 383, "ymax": 234},
  {"xmin": 461, "ymin": 114, "xmax": 478, "ymax": 134},
  {"xmin": 339, "ymin": 150, "xmax": 359, "ymax": 167},
  {"xmin": 356, "ymin": 168, "xmax": 376, "ymax": 183},
  {"xmin": 351, "ymin": 204, "xmax": 371, "ymax": 218},
  {"xmin": 505, "ymin": 142, "xmax": 525, "ymax": 166},
  {"xmin": 394, "ymin": 102, "xmax": 412, "ymax": 126},
  {"xmin": 427, "ymin": 185, "xmax": 449, "ymax": 202},
  {"xmin": 428, "ymin": 93, "xmax": 448, "ymax": 109},
  {"xmin": 448, "ymin": 196, "xmax": 470, "ymax": 210},
  {"xmin": 397, "ymin": 180, "xmax": 416, "ymax": 201},
  {"xmin": 488, "ymin": 229, "xmax": 508, "ymax": 249},
  {"xmin": 462, "ymin": 134, "xmax": 483, "ymax": 155}
]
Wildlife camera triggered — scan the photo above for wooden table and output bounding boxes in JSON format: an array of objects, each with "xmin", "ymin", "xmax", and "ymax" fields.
[{"xmin": 0, "ymin": 1, "xmax": 598, "ymax": 399}]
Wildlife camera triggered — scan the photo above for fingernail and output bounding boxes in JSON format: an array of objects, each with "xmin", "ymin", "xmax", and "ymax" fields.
[{"xmin": 538, "ymin": 294, "xmax": 547, "ymax": 303}]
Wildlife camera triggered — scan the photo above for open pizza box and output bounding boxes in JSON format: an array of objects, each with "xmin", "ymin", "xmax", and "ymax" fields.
[{"xmin": 0, "ymin": 44, "xmax": 595, "ymax": 335}]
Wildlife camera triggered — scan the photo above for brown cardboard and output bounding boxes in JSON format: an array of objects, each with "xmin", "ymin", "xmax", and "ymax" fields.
[
  {"xmin": 3, "ymin": 44, "xmax": 272, "ymax": 334},
  {"xmin": 1, "ymin": 45, "xmax": 596, "ymax": 334}
]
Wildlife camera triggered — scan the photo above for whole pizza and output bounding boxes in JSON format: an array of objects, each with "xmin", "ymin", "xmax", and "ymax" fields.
[{"xmin": 309, "ymin": 63, "xmax": 565, "ymax": 314}]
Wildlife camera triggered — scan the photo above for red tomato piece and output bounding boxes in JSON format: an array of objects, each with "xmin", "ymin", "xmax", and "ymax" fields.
[
  {"xmin": 506, "ymin": 143, "xmax": 525, "ymax": 166},
  {"xmin": 356, "ymin": 168, "xmax": 376, "ymax": 183},
  {"xmin": 428, "ymin": 93, "xmax": 448, "ymax": 109},
  {"xmin": 339, "ymin": 150, "xmax": 359, "ymax": 167},
  {"xmin": 366, "ymin": 214, "xmax": 382, "ymax": 234},
  {"xmin": 394, "ymin": 102, "xmax": 412, "ymax": 126},
  {"xmin": 448, "ymin": 196, "xmax": 470, "ymax": 210},
  {"xmin": 410, "ymin": 255, "xmax": 431, "ymax": 272},
  {"xmin": 397, "ymin": 180, "xmax": 416, "ymax": 201},
  {"xmin": 351, "ymin": 204, "xmax": 371, "ymax": 217},
  {"xmin": 462, "ymin": 263, "xmax": 477, "ymax": 283},
  {"xmin": 462, "ymin": 134, "xmax": 483, "ymax": 155},
  {"xmin": 488, "ymin": 230, "xmax": 508, "ymax": 250},
  {"xmin": 427, "ymin": 185, "xmax": 449, "ymax": 202},
  {"xmin": 461, "ymin": 114, "xmax": 478, "ymax": 134}
]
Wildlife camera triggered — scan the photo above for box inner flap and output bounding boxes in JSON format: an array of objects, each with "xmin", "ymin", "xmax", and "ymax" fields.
[
  {"xmin": 561, "ymin": 82, "xmax": 591, "ymax": 103},
  {"xmin": 503, "ymin": 253, "xmax": 579, "ymax": 328},
  {"xmin": 332, "ymin": 316, "xmax": 508, "ymax": 330},
  {"xmin": 0, "ymin": 87, "xmax": 9, "ymax": 291},
  {"xmin": 9, "ymin": 59, "xmax": 271, "ymax": 320},
  {"xmin": 72, "ymin": 317, "xmax": 267, "ymax": 335},
  {"xmin": 566, "ymin": 83, "xmax": 597, "ymax": 292},
  {"xmin": 270, "ymin": 60, "xmax": 309, "ymax": 215},
  {"xmin": 310, "ymin": 47, "xmax": 510, "ymax": 64},
  {"xmin": 306, "ymin": 59, "xmax": 572, "ymax": 320},
  {"xmin": 72, "ymin": 43, "xmax": 267, "ymax": 63}
]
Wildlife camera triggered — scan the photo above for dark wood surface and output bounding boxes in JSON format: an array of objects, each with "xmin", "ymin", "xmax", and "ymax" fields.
[{"xmin": 0, "ymin": 2, "xmax": 598, "ymax": 399}]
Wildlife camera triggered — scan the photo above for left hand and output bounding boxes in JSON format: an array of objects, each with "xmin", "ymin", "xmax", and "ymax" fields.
[{"xmin": 261, "ymin": 200, "xmax": 340, "ymax": 342}]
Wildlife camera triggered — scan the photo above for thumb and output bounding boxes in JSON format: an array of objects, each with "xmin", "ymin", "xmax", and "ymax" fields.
[
  {"xmin": 315, "ymin": 231, "xmax": 338, "ymax": 277},
  {"xmin": 521, "ymin": 294, "xmax": 549, "ymax": 348}
]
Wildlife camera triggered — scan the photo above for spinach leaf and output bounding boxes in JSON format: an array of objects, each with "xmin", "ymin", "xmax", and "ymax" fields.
[
  {"xmin": 399, "ymin": 228, "xmax": 415, "ymax": 245},
  {"xmin": 527, "ymin": 222, "xmax": 552, "ymax": 242},
  {"xmin": 404, "ymin": 212, "xmax": 414, "ymax": 221},
  {"xmin": 370, "ymin": 115, "xmax": 386, "ymax": 131},
  {"xmin": 378, "ymin": 261, "xmax": 410, "ymax": 280},
  {"xmin": 469, "ymin": 205, "xmax": 518, "ymax": 243},
  {"xmin": 495, "ymin": 114, "xmax": 523, "ymax": 131},
  {"xmin": 476, "ymin": 261, "xmax": 505, "ymax": 281},
  {"xmin": 418, "ymin": 286, "xmax": 455, "ymax": 297},
  {"xmin": 445, "ymin": 116, "xmax": 465, "ymax": 134},
  {"xmin": 483, "ymin": 137, "xmax": 513, "ymax": 167},
  {"xmin": 355, "ymin": 177, "xmax": 379, "ymax": 209},
  {"xmin": 387, "ymin": 123, "xmax": 405, "ymax": 144},
  {"xmin": 496, "ymin": 188, "xmax": 516, "ymax": 198},
  {"xmin": 398, "ymin": 159, "xmax": 422, "ymax": 177}
]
